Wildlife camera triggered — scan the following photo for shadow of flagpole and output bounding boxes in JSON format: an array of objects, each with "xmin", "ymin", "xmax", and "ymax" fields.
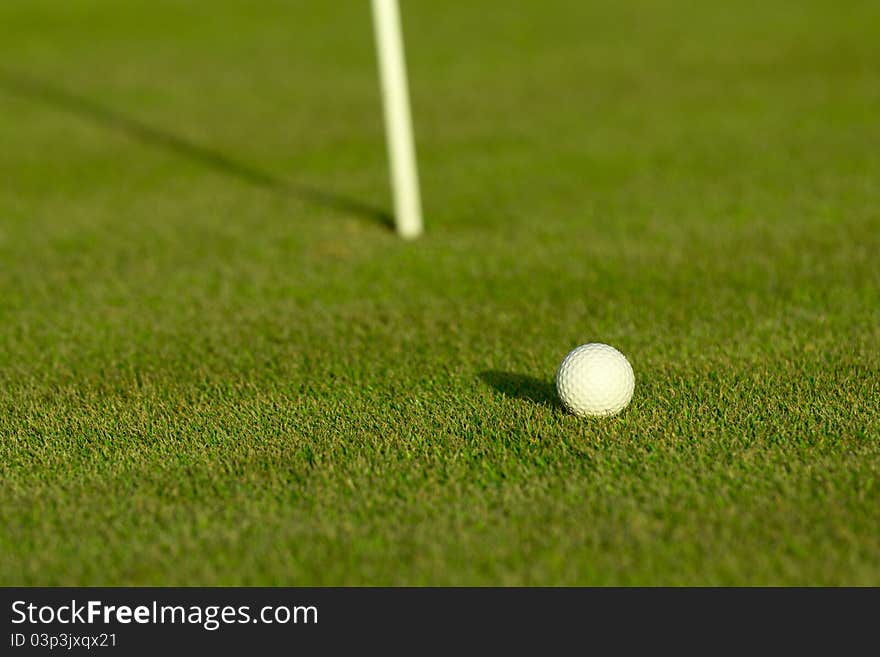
[{"xmin": 0, "ymin": 70, "xmax": 394, "ymax": 230}]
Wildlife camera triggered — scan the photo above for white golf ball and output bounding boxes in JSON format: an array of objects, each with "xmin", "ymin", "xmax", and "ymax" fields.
[{"xmin": 556, "ymin": 343, "xmax": 635, "ymax": 417}]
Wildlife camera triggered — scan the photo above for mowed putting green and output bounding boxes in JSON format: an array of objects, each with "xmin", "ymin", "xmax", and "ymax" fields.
[{"xmin": 1, "ymin": 0, "xmax": 878, "ymax": 585}]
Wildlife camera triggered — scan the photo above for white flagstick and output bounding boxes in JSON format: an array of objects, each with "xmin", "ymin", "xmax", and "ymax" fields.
[{"xmin": 371, "ymin": 0, "xmax": 424, "ymax": 239}]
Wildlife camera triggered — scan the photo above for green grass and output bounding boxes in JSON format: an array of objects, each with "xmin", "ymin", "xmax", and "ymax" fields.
[{"xmin": 1, "ymin": 0, "xmax": 879, "ymax": 585}]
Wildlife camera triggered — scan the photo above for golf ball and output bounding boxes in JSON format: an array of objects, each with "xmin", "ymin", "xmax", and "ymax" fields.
[{"xmin": 556, "ymin": 343, "xmax": 635, "ymax": 417}]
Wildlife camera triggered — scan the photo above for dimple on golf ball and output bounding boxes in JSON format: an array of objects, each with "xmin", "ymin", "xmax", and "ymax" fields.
[{"xmin": 556, "ymin": 343, "xmax": 635, "ymax": 417}]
